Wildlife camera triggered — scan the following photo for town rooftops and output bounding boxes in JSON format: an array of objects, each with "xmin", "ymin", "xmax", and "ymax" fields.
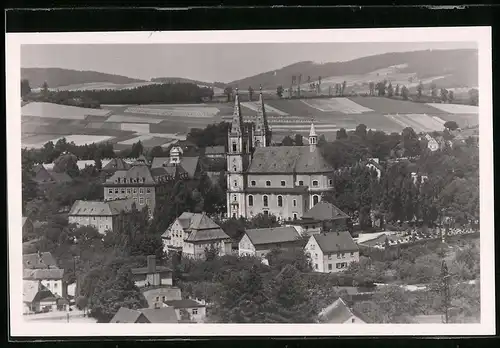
[
  {"xmin": 23, "ymin": 280, "xmax": 52, "ymax": 303},
  {"xmin": 69, "ymin": 199, "xmax": 135, "ymax": 216},
  {"xmin": 313, "ymin": 232, "xmax": 359, "ymax": 253},
  {"xmin": 302, "ymin": 201, "xmax": 350, "ymax": 222},
  {"xmin": 247, "ymin": 146, "xmax": 334, "ymax": 174},
  {"xmin": 204, "ymin": 145, "xmax": 225, "ymax": 155},
  {"xmin": 318, "ymin": 297, "xmax": 369, "ymax": 323},
  {"xmin": 23, "ymin": 268, "xmax": 64, "ymax": 280},
  {"xmin": 102, "ymin": 158, "xmax": 131, "ymax": 171},
  {"xmin": 245, "ymin": 226, "xmax": 301, "ymax": 246},
  {"xmin": 164, "ymin": 299, "xmax": 206, "ymax": 309},
  {"xmin": 110, "ymin": 307, "xmax": 179, "ymax": 323},
  {"xmin": 162, "ymin": 212, "xmax": 230, "ymax": 242},
  {"xmin": 23, "ymin": 252, "xmax": 58, "ymax": 269}
]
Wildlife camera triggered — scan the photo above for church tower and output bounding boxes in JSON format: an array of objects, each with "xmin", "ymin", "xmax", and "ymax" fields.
[
  {"xmin": 253, "ymin": 86, "xmax": 271, "ymax": 148},
  {"xmin": 309, "ymin": 121, "xmax": 318, "ymax": 152},
  {"xmin": 227, "ymin": 88, "xmax": 250, "ymax": 219}
]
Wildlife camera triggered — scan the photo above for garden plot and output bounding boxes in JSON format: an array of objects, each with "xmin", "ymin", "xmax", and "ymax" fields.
[
  {"xmin": 240, "ymin": 102, "xmax": 289, "ymax": 116},
  {"xmin": 117, "ymin": 134, "xmax": 155, "ymax": 145},
  {"xmin": 389, "ymin": 114, "xmax": 444, "ymax": 133},
  {"xmin": 21, "ymin": 102, "xmax": 111, "ymax": 119},
  {"xmin": 301, "ymin": 98, "xmax": 373, "ymax": 114},
  {"xmin": 141, "ymin": 137, "xmax": 173, "ymax": 148},
  {"xmin": 120, "ymin": 123, "xmax": 150, "ymax": 133},
  {"xmin": 22, "ymin": 134, "xmax": 64, "ymax": 148},
  {"xmin": 105, "ymin": 114, "xmax": 164, "ymax": 124},
  {"xmin": 426, "ymin": 103, "xmax": 478, "ymax": 114},
  {"xmin": 124, "ymin": 106, "xmax": 220, "ymax": 118}
]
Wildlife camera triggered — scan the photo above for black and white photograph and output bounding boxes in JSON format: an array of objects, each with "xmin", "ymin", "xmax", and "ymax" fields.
[{"xmin": 7, "ymin": 27, "xmax": 494, "ymax": 337}]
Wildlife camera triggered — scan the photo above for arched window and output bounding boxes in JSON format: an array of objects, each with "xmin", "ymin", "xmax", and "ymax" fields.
[
  {"xmin": 277, "ymin": 195, "xmax": 283, "ymax": 207},
  {"xmin": 251, "ymin": 180, "xmax": 256, "ymax": 186},
  {"xmin": 266, "ymin": 180, "xmax": 271, "ymax": 187},
  {"xmin": 263, "ymin": 195, "xmax": 268, "ymax": 207},
  {"xmin": 313, "ymin": 195, "xmax": 320, "ymax": 206},
  {"xmin": 248, "ymin": 195, "xmax": 253, "ymax": 206},
  {"xmin": 233, "ymin": 195, "xmax": 237, "ymax": 201},
  {"xmin": 232, "ymin": 142, "xmax": 237, "ymax": 152},
  {"xmin": 233, "ymin": 166, "xmax": 237, "ymax": 172},
  {"xmin": 234, "ymin": 181, "xmax": 237, "ymax": 187},
  {"xmin": 293, "ymin": 199, "xmax": 297, "ymax": 207}
]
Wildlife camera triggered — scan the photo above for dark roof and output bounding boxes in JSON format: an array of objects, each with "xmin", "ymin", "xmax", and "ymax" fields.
[
  {"xmin": 139, "ymin": 307, "xmax": 179, "ymax": 323},
  {"xmin": 164, "ymin": 299, "xmax": 206, "ymax": 309},
  {"xmin": 103, "ymin": 158, "xmax": 131, "ymax": 171},
  {"xmin": 205, "ymin": 146, "xmax": 225, "ymax": 155},
  {"xmin": 150, "ymin": 156, "xmax": 200, "ymax": 179},
  {"xmin": 247, "ymin": 146, "xmax": 334, "ymax": 174},
  {"xmin": 23, "ymin": 252, "xmax": 58, "ymax": 269},
  {"xmin": 69, "ymin": 199, "xmax": 135, "ymax": 216},
  {"xmin": 244, "ymin": 226, "xmax": 301, "ymax": 246},
  {"xmin": 23, "ymin": 268, "xmax": 64, "ymax": 280},
  {"xmin": 131, "ymin": 265, "xmax": 172, "ymax": 275},
  {"xmin": 313, "ymin": 232, "xmax": 359, "ymax": 253},
  {"xmin": 163, "ymin": 212, "xmax": 230, "ymax": 242},
  {"xmin": 302, "ymin": 201, "xmax": 350, "ymax": 221}
]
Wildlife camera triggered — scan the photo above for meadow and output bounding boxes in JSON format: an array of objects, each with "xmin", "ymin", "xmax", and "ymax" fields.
[{"xmin": 21, "ymin": 96, "xmax": 479, "ymax": 149}]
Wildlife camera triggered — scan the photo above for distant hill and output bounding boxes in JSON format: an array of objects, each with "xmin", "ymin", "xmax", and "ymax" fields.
[
  {"xmin": 228, "ymin": 49, "xmax": 478, "ymax": 90},
  {"xmin": 21, "ymin": 68, "xmax": 146, "ymax": 89},
  {"xmin": 152, "ymin": 77, "xmax": 226, "ymax": 89}
]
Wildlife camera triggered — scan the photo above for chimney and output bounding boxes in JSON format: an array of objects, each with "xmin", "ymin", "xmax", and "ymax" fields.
[{"xmin": 147, "ymin": 255, "xmax": 156, "ymax": 273}]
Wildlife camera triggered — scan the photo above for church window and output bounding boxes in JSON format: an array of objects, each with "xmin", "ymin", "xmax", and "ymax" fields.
[
  {"xmin": 251, "ymin": 180, "xmax": 256, "ymax": 186},
  {"xmin": 299, "ymin": 180, "xmax": 304, "ymax": 186},
  {"xmin": 263, "ymin": 195, "xmax": 269, "ymax": 207},
  {"xmin": 234, "ymin": 181, "xmax": 237, "ymax": 187},
  {"xmin": 312, "ymin": 180, "xmax": 319, "ymax": 187},
  {"xmin": 266, "ymin": 180, "xmax": 271, "ymax": 187},
  {"xmin": 293, "ymin": 199, "xmax": 297, "ymax": 207},
  {"xmin": 313, "ymin": 195, "xmax": 319, "ymax": 206},
  {"xmin": 232, "ymin": 142, "xmax": 237, "ymax": 152},
  {"xmin": 233, "ymin": 196, "xmax": 237, "ymax": 201},
  {"xmin": 248, "ymin": 195, "xmax": 254, "ymax": 206},
  {"xmin": 277, "ymin": 196, "xmax": 283, "ymax": 207},
  {"xmin": 329, "ymin": 179, "xmax": 333, "ymax": 186},
  {"xmin": 233, "ymin": 166, "xmax": 237, "ymax": 172},
  {"xmin": 280, "ymin": 180, "xmax": 286, "ymax": 186}
]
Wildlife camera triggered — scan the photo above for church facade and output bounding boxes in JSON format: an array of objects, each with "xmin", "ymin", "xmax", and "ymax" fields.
[{"xmin": 226, "ymin": 88, "xmax": 335, "ymax": 221}]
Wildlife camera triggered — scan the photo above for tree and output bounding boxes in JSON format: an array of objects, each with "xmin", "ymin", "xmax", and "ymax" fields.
[
  {"xmin": 130, "ymin": 141, "xmax": 144, "ymax": 158},
  {"xmin": 294, "ymin": 134, "xmax": 304, "ymax": 146},
  {"xmin": 417, "ymin": 81, "xmax": 424, "ymax": 99},
  {"xmin": 88, "ymin": 266, "xmax": 148, "ymax": 322},
  {"xmin": 444, "ymin": 121, "xmax": 459, "ymax": 131},
  {"xmin": 76, "ymin": 296, "xmax": 88, "ymax": 311},
  {"xmin": 336, "ymin": 128, "xmax": 348, "ymax": 140},
  {"xmin": 248, "ymin": 86, "xmax": 254, "ymax": 101},
  {"xmin": 341, "ymin": 81, "xmax": 347, "ymax": 96},
  {"xmin": 281, "ymin": 136, "xmax": 294, "ymax": 146},
  {"xmin": 42, "ymin": 81, "xmax": 49, "ymax": 98},
  {"xmin": 149, "ymin": 146, "xmax": 165, "ymax": 159},
  {"xmin": 448, "ymin": 90, "xmax": 455, "ymax": 103},
  {"xmin": 376, "ymin": 81, "xmax": 386, "ymax": 96},
  {"xmin": 430, "ymin": 83, "xmax": 438, "ymax": 98},
  {"xmin": 247, "ymin": 213, "xmax": 280, "ymax": 229},
  {"xmin": 387, "ymin": 82, "xmax": 394, "ymax": 97},
  {"xmin": 401, "ymin": 85, "xmax": 409, "ymax": 100},
  {"xmin": 355, "ymin": 124, "xmax": 367, "ymax": 139},
  {"xmin": 369, "ymin": 82, "xmax": 375, "ymax": 96},
  {"xmin": 276, "ymin": 85, "xmax": 284, "ymax": 98},
  {"xmin": 395, "ymin": 84, "xmax": 400, "ymax": 96},
  {"xmin": 21, "ymin": 79, "xmax": 31, "ymax": 97},
  {"xmin": 468, "ymin": 88, "xmax": 478, "ymax": 106}
]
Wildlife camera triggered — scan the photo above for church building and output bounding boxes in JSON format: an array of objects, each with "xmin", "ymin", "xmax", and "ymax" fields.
[{"xmin": 226, "ymin": 88, "xmax": 335, "ymax": 221}]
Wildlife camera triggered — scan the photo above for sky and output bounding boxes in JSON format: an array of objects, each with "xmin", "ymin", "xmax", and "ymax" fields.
[{"xmin": 21, "ymin": 42, "xmax": 477, "ymax": 83}]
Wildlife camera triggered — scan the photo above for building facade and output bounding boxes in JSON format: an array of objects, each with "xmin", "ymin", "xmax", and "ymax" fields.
[
  {"xmin": 23, "ymin": 268, "xmax": 65, "ymax": 297},
  {"xmin": 238, "ymin": 226, "xmax": 304, "ymax": 258},
  {"xmin": 226, "ymin": 88, "xmax": 334, "ymax": 221},
  {"xmin": 131, "ymin": 255, "xmax": 173, "ymax": 288},
  {"xmin": 305, "ymin": 232, "xmax": 360, "ymax": 273}
]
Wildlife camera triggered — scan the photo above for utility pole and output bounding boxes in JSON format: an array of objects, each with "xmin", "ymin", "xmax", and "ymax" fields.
[{"xmin": 441, "ymin": 260, "xmax": 451, "ymax": 323}]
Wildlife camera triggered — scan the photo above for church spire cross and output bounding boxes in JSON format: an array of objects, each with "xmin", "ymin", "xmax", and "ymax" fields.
[{"xmin": 230, "ymin": 89, "xmax": 244, "ymax": 134}]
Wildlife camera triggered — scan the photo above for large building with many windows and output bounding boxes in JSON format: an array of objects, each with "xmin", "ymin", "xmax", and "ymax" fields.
[{"xmin": 226, "ymin": 88, "xmax": 335, "ymax": 221}]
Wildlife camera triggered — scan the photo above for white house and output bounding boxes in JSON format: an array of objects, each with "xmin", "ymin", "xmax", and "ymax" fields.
[
  {"xmin": 68, "ymin": 198, "xmax": 135, "ymax": 234},
  {"xmin": 164, "ymin": 299, "xmax": 207, "ymax": 323},
  {"xmin": 23, "ymin": 268, "xmax": 65, "ymax": 297},
  {"xmin": 161, "ymin": 212, "xmax": 232, "ymax": 259},
  {"xmin": 305, "ymin": 231, "xmax": 359, "ymax": 273}
]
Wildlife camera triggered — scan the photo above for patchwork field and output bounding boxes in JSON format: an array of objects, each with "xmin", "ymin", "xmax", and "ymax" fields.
[{"xmin": 21, "ymin": 97, "xmax": 478, "ymax": 149}]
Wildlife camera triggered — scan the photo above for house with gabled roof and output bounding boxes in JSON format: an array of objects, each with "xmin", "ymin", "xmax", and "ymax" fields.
[
  {"xmin": 68, "ymin": 198, "xmax": 135, "ymax": 234},
  {"xmin": 23, "ymin": 279, "xmax": 61, "ymax": 314},
  {"xmin": 238, "ymin": 225, "xmax": 304, "ymax": 258},
  {"xmin": 164, "ymin": 299, "xmax": 207, "ymax": 323},
  {"xmin": 226, "ymin": 88, "xmax": 335, "ymax": 221},
  {"xmin": 162, "ymin": 212, "xmax": 231, "ymax": 259},
  {"xmin": 151, "ymin": 146, "xmax": 204, "ymax": 180},
  {"xmin": 305, "ymin": 231, "xmax": 359, "ymax": 273},
  {"xmin": 292, "ymin": 201, "xmax": 351, "ymax": 236},
  {"xmin": 33, "ymin": 163, "xmax": 72, "ymax": 186},
  {"xmin": 23, "ymin": 251, "xmax": 65, "ymax": 298},
  {"xmin": 102, "ymin": 157, "xmax": 131, "ymax": 173},
  {"xmin": 318, "ymin": 297, "xmax": 369, "ymax": 324},
  {"xmin": 109, "ymin": 306, "xmax": 179, "ymax": 323}
]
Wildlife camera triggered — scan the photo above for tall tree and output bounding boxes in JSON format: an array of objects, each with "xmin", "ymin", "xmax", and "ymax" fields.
[
  {"xmin": 341, "ymin": 81, "xmax": 347, "ymax": 96},
  {"xmin": 336, "ymin": 128, "xmax": 348, "ymax": 140},
  {"xmin": 281, "ymin": 136, "xmax": 294, "ymax": 146},
  {"xmin": 468, "ymin": 88, "xmax": 478, "ymax": 106},
  {"xmin": 440, "ymin": 88, "xmax": 449, "ymax": 103},
  {"xmin": 395, "ymin": 84, "xmax": 400, "ymax": 96},
  {"xmin": 430, "ymin": 83, "xmax": 438, "ymax": 98},
  {"xmin": 387, "ymin": 82, "xmax": 394, "ymax": 97},
  {"xmin": 21, "ymin": 79, "xmax": 32, "ymax": 97},
  {"xmin": 448, "ymin": 90, "xmax": 455, "ymax": 103},
  {"xmin": 248, "ymin": 86, "xmax": 254, "ymax": 101},
  {"xmin": 224, "ymin": 86, "xmax": 233, "ymax": 102},
  {"xmin": 276, "ymin": 85, "xmax": 283, "ymax": 98},
  {"xmin": 401, "ymin": 85, "xmax": 409, "ymax": 100},
  {"xmin": 42, "ymin": 81, "xmax": 49, "ymax": 98},
  {"xmin": 417, "ymin": 81, "xmax": 424, "ymax": 99}
]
